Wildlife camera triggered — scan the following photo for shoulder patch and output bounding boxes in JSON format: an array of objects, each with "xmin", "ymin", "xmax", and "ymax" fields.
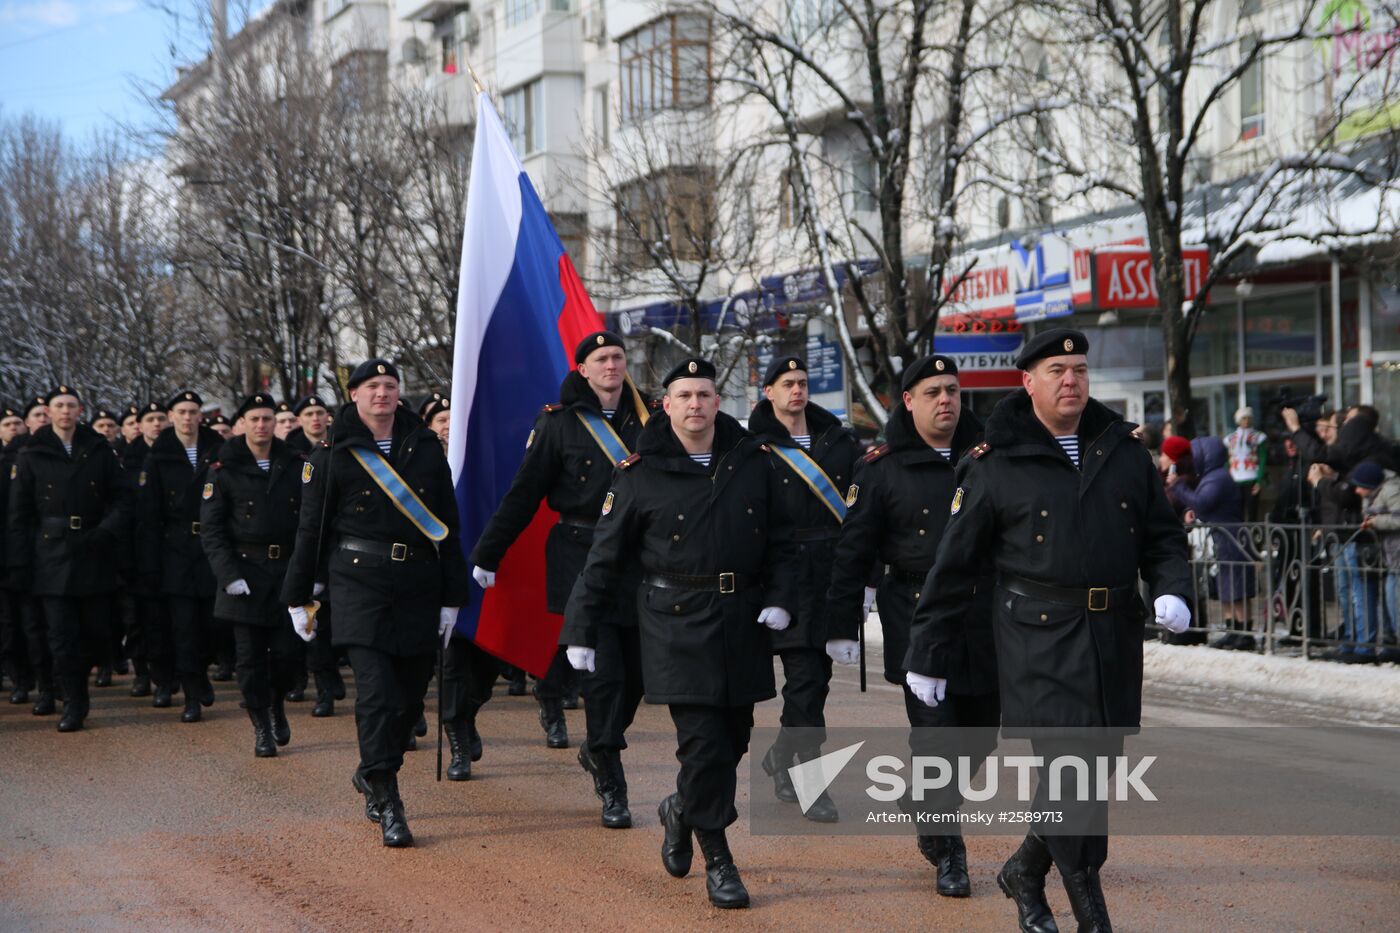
[
  {"xmin": 618, "ymin": 453, "xmax": 641, "ymax": 470},
  {"xmin": 9, "ymin": 464, "xmax": 15, "ymax": 480},
  {"xmin": 541, "ymin": 403, "xmax": 564, "ymax": 413},
  {"xmin": 969, "ymin": 441, "xmax": 992, "ymax": 460},
  {"xmin": 950, "ymin": 487, "xmax": 964, "ymax": 514},
  {"xmin": 525, "ymin": 428, "xmax": 536, "ymax": 450},
  {"xmin": 601, "ymin": 491, "xmax": 615, "ymax": 515},
  {"xmin": 862, "ymin": 443, "xmax": 890, "ymax": 463},
  {"xmin": 302, "ymin": 462, "xmax": 314, "ymax": 484},
  {"xmin": 845, "ymin": 483, "xmax": 860, "ymax": 507},
  {"xmin": 202, "ymin": 482, "xmax": 214, "ymax": 500},
  {"xmin": 138, "ymin": 470, "xmax": 147, "ymax": 487}
]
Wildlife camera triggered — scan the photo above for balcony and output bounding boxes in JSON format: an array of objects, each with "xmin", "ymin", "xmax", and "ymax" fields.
[
  {"xmin": 324, "ymin": 0, "xmax": 390, "ymax": 64},
  {"xmin": 396, "ymin": 0, "xmax": 466, "ymax": 21},
  {"xmin": 425, "ymin": 69, "xmax": 476, "ymax": 129}
]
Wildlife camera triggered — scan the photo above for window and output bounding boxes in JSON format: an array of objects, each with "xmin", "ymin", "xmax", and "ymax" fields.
[
  {"xmin": 614, "ymin": 168, "xmax": 714, "ymax": 268},
  {"xmin": 617, "ymin": 14, "xmax": 711, "ymax": 123},
  {"xmin": 1240, "ymin": 35, "xmax": 1265, "ymax": 140},
  {"xmin": 505, "ymin": 0, "xmax": 539, "ymax": 28},
  {"xmin": 787, "ymin": 0, "xmax": 839, "ymax": 37},
  {"xmin": 779, "ymin": 164, "xmax": 807, "ymax": 229},
  {"xmin": 502, "ymin": 81, "xmax": 542, "ymax": 155},
  {"xmin": 550, "ymin": 0, "xmax": 572, "ymax": 9},
  {"xmin": 593, "ymin": 85, "xmax": 609, "ymax": 146},
  {"xmin": 441, "ymin": 34, "xmax": 458, "ymax": 74},
  {"xmin": 846, "ymin": 154, "xmax": 877, "ymax": 213},
  {"xmin": 1245, "ymin": 291, "xmax": 1316, "ymax": 372},
  {"xmin": 553, "ymin": 213, "xmax": 587, "ymax": 266}
]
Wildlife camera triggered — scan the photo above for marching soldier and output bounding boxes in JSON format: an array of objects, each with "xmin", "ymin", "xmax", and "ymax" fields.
[
  {"xmin": 206, "ymin": 414, "xmax": 233, "ymax": 441},
  {"xmin": 201, "ymin": 393, "xmax": 307, "ymax": 757},
  {"xmin": 117, "ymin": 405, "xmax": 141, "ymax": 451},
  {"xmin": 125, "ymin": 401, "xmax": 173, "ymax": 704},
  {"xmin": 89, "ymin": 408, "xmax": 126, "ymax": 686},
  {"xmin": 6, "ymin": 385, "xmax": 128, "ymax": 731},
  {"xmin": 910, "ymin": 330, "xmax": 1192, "ymax": 933},
  {"xmin": 139, "ymin": 390, "xmax": 223, "ymax": 722},
  {"xmin": 1, "ymin": 403, "xmax": 35, "ymax": 705},
  {"xmin": 23, "ymin": 395, "xmax": 49, "ymax": 434},
  {"xmin": 0, "ymin": 405, "xmax": 24, "ymax": 446},
  {"xmin": 747, "ymin": 356, "xmax": 860, "ymax": 825},
  {"xmin": 8, "ymin": 396, "xmax": 55, "ymax": 715},
  {"xmin": 274, "ymin": 402, "xmax": 297, "ymax": 441},
  {"xmin": 423, "ymin": 394, "xmax": 452, "ymax": 447},
  {"xmin": 287, "ymin": 394, "xmax": 331, "ymax": 453},
  {"xmin": 90, "ymin": 409, "xmax": 120, "ymax": 445},
  {"xmin": 826, "ymin": 355, "xmax": 999, "ymax": 897},
  {"xmin": 566, "ymin": 358, "xmax": 798, "ymax": 909},
  {"xmin": 282, "ymin": 359, "xmax": 470, "ymax": 848}
]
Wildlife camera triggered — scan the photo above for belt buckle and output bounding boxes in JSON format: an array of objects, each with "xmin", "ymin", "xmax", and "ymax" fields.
[
  {"xmin": 1088, "ymin": 587, "xmax": 1109, "ymax": 612},
  {"xmin": 718, "ymin": 572, "xmax": 735, "ymax": 594},
  {"xmin": 68, "ymin": 516, "xmax": 83, "ymax": 531},
  {"xmin": 190, "ymin": 521, "xmax": 201, "ymax": 536},
  {"xmin": 267, "ymin": 544, "xmax": 281, "ymax": 560},
  {"xmin": 390, "ymin": 543, "xmax": 408, "ymax": 562}
]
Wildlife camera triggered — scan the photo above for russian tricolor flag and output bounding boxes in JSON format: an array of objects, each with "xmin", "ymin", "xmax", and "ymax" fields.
[{"xmin": 446, "ymin": 92, "xmax": 604, "ymax": 675}]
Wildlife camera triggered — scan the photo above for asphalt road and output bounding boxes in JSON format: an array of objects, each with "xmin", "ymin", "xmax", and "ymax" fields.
[{"xmin": 1, "ymin": 655, "xmax": 1396, "ymax": 932}]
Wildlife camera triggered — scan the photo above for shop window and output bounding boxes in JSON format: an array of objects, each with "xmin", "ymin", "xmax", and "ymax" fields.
[
  {"xmin": 1371, "ymin": 285, "xmax": 1400, "ymax": 351},
  {"xmin": 1189, "ymin": 301, "xmax": 1241, "ymax": 378},
  {"xmin": 1244, "ymin": 291, "xmax": 1315, "ymax": 372},
  {"xmin": 1372, "ymin": 363, "xmax": 1400, "ymax": 438}
]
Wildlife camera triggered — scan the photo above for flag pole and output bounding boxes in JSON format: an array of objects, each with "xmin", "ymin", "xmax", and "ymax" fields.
[{"xmin": 464, "ymin": 58, "xmax": 485, "ymax": 96}]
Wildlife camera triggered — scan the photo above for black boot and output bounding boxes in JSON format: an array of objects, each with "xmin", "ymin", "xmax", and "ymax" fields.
[
  {"xmin": 535, "ymin": 693, "xmax": 568, "ymax": 748},
  {"xmin": 94, "ymin": 664, "xmax": 113, "ymax": 687},
  {"xmin": 9, "ymin": 685, "xmax": 29, "ymax": 704},
  {"xmin": 467, "ymin": 713, "xmax": 483, "ymax": 762},
  {"xmin": 694, "ymin": 828, "xmax": 750, "ymax": 909},
  {"xmin": 270, "ymin": 695, "xmax": 291, "ymax": 746},
  {"xmin": 414, "ymin": 712, "xmax": 428, "ymax": 737},
  {"xmin": 285, "ymin": 668, "xmax": 306, "ymax": 701},
  {"xmin": 212, "ymin": 659, "xmax": 235, "ymax": 682},
  {"xmin": 180, "ymin": 676, "xmax": 203, "ymax": 722},
  {"xmin": 443, "ymin": 721, "xmax": 472, "ymax": 781},
  {"xmin": 760, "ymin": 744, "xmax": 798, "ymax": 803},
  {"xmin": 658, "ymin": 794, "xmax": 693, "ymax": 877},
  {"xmin": 997, "ymin": 832, "xmax": 1060, "ymax": 933},
  {"xmin": 199, "ymin": 675, "xmax": 215, "ymax": 707},
  {"xmin": 507, "ymin": 668, "xmax": 527, "ymax": 696},
  {"xmin": 31, "ymin": 677, "xmax": 55, "ymax": 715},
  {"xmin": 330, "ymin": 669, "xmax": 346, "ymax": 700},
  {"xmin": 579, "ymin": 743, "xmax": 632, "ymax": 828},
  {"xmin": 129, "ymin": 659, "xmax": 151, "ymax": 698},
  {"xmin": 248, "ymin": 708, "xmax": 277, "ymax": 758},
  {"xmin": 152, "ymin": 682, "xmax": 172, "ymax": 708},
  {"xmin": 794, "ymin": 748, "xmax": 839, "ymax": 823},
  {"xmin": 57, "ymin": 676, "xmax": 88, "ymax": 732},
  {"xmin": 114, "ymin": 657, "xmax": 129, "ymax": 675},
  {"xmin": 368, "ymin": 773, "xmax": 413, "ymax": 848},
  {"xmin": 918, "ymin": 833, "xmax": 971, "ymax": 897},
  {"xmin": 351, "ymin": 772, "xmax": 381, "ymax": 824},
  {"xmin": 1063, "ymin": 868, "xmax": 1112, "ymax": 933},
  {"xmin": 312, "ymin": 671, "xmax": 335, "ymax": 717}
]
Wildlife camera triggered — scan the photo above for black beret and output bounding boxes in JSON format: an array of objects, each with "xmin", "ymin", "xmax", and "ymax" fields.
[
  {"xmin": 206, "ymin": 414, "xmax": 231, "ymax": 427},
  {"xmin": 662, "ymin": 357, "xmax": 717, "ymax": 387},
  {"xmin": 120, "ymin": 404, "xmax": 141, "ymax": 425},
  {"xmin": 23, "ymin": 395, "xmax": 47, "ymax": 418},
  {"xmin": 276, "ymin": 401, "xmax": 292, "ymax": 414},
  {"xmin": 417, "ymin": 391, "xmax": 446, "ymax": 419},
  {"xmin": 900, "ymin": 355, "xmax": 959, "ymax": 392},
  {"xmin": 90, "ymin": 408, "xmax": 118, "ymax": 425},
  {"xmin": 2, "ymin": 403, "xmax": 19, "ymax": 420},
  {"xmin": 293, "ymin": 395, "xmax": 329, "ymax": 416},
  {"xmin": 234, "ymin": 393, "xmax": 278, "ymax": 421},
  {"xmin": 166, "ymin": 389, "xmax": 203, "ymax": 410},
  {"xmin": 139, "ymin": 401, "xmax": 165, "ymax": 419},
  {"xmin": 1015, "ymin": 328, "xmax": 1090, "ymax": 370},
  {"xmin": 347, "ymin": 359, "xmax": 399, "ymax": 390},
  {"xmin": 422, "ymin": 396, "xmax": 451, "ymax": 422},
  {"xmin": 575, "ymin": 331, "xmax": 625, "ymax": 365},
  {"xmin": 49, "ymin": 384, "xmax": 80, "ymax": 404},
  {"xmin": 763, "ymin": 356, "xmax": 807, "ymax": 387}
]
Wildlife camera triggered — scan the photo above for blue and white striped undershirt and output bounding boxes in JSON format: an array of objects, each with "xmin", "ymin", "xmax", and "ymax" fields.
[
  {"xmin": 602, "ymin": 408, "xmax": 616, "ymax": 419},
  {"xmin": 185, "ymin": 447, "xmax": 198, "ymax": 467},
  {"xmin": 1056, "ymin": 435, "xmax": 1081, "ymax": 467},
  {"xmin": 375, "ymin": 439, "xmax": 392, "ymax": 457},
  {"xmin": 934, "ymin": 447, "xmax": 952, "ymax": 460},
  {"xmin": 255, "ymin": 458, "xmax": 271, "ymax": 472},
  {"xmin": 792, "ymin": 434, "xmax": 811, "ymax": 450},
  {"xmin": 689, "ymin": 452, "xmax": 712, "ymax": 468}
]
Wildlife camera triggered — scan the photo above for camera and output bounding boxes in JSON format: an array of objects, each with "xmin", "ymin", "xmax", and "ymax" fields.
[{"xmin": 1272, "ymin": 391, "xmax": 1328, "ymax": 425}]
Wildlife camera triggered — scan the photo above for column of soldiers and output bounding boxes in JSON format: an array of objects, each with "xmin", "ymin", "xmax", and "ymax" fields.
[{"xmin": 1, "ymin": 327, "xmax": 1194, "ymax": 930}]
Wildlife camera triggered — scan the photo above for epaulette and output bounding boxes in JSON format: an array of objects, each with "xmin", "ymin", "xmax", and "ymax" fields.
[
  {"xmin": 647, "ymin": 398, "xmax": 663, "ymax": 410},
  {"xmin": 759, "ymin": 443, "xmax": 770, "ymax": 453},
  {"xmin": 862, "ymin": 443, "xmax": 890, "ymax": 463},
  {"xmin": 209, "ymin": 461, "xmax": 222, "ymax": 471},
  {"xmin": 618, "ymin": 453, "xmax": 641, "ymax": 470},
  {"xmin": 542, "ymin": 403, "xmax": 564, "ymax": 413},
  {"xmin": 969, "ymin": 441, "xmax": 991, "ymax": 460}
]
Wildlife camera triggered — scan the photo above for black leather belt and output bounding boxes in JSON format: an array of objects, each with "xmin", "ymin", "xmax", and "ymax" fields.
[
  {"xmin": 642, "ymin": 571, "xmax": 753, "ymax": 594},
  {"xmin": 998, "ymin": 574, "xmax": 1134, "ymax": 612},
  {"xmin": 41, "ymin": 516, "xmax": 97, "ymax": 531},
  {"xmin": 165, "ymin": 522, "xmax": 200, "ymax": 536},
  {"xmin": 236, "ymin": 543, "xmax": 290, "ymax": 561},
  {"xmin": 794, "ymin": 527, "xmax": 839, "ymax": 542},
  {"xmin": 558, "ymin": 515, "xmax": 597, "ymax": 530},
  {"xmin": 340, "ymin": 536, "xmax": 437, "ymax": 562},
  {"xmin": 890, "ymin": 566, "xmax": 930, "ymax": 585}
]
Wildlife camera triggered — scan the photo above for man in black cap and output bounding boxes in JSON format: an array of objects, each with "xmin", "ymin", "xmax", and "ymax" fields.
[
  {"xmin": 206, "ymin": 414, "xmax": 233, "ymax": 441},
  {"xmin": 287, "ymin": 395, "xmax": 331, "ymax": 453},
  {"xmin": 471, "ymin": 331, "xmax": 650, "ymax": 786},
  {"xmin": 566, "ymin": 356, "xmax": 797, "ymax": 909},
  {"xmin": 0, "ymin": 404, "xmax": 24, "ymax": 447},
  {"xmin": 0, "ymin": 403, "xmax": 36, "ymax": 705},
  {"xmin": 5, "ymin": 397, "xmax": 55, "ymax": 715},
  {"xmin": 88, "ymin": 406, "xmax": 127, "ymax": 686},
  {"xmin": 283, "ymin": 358, "xmax": 470, "ymax": 848},
  {"xmin": 116, "ymin": 405, "xmax": 141, "ymax": 451},
  {"xmin": 6, "ymin": 385, "xmax": 129, "ymax": 731},
  {"xmin": 284, "ymin": 393, "xmax": 336, "ymax": 708},
  {"xmin": 910, "ymin": 328, "xmax": 1192, "ymax": 933},
  {"xmin": 90, "ymin": 409, "xmax": 120, "ymax": 445},
  {"xmin": 201, "ymin": 393, "xmax": 309, "ymax": 757},
  {"xmin": 747, "ymin": 355, "xmax": 861, "ymax": 824},
  {"xmin": 123, "ymin": 401, "xmax": 172, "ymax": 704},
  {"xmin": 273, "ymin": 402, "xmax": 298, "ymax": 441},
  {"xmin": 23, "ymin": 395, "xmax": 49, "ymax": 434},
  {"xmin": 137, "ymin": 390, "xmax": 224, "ymax": 722},
  {"xmin": 421, "ymin": 394, "xmax": 452, "ymax": 448},
  {"xmin": 825, "ymin": 353, "xmax": 999, "ymax": 896}
]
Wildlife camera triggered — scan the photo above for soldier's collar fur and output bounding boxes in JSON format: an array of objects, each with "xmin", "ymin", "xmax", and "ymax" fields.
[
  {"xmin": 747, "ymin": 398, "xmax": 841, "ymax": 448},
  {"xmin": 984, "ymin": 389, "xmax": 1128, "ymax": 451}
]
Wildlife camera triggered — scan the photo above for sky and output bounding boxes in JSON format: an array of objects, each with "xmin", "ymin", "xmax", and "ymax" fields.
[{"xmin": 0, "ymin": 0, "xmax": 235, "ymax": 145}]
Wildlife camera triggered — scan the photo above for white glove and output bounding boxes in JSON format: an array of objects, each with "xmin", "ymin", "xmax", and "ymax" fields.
[
  {"xmin": 862, "ymin": 586, "xmax": 877, "ymax": 617},
  {"xmin": 472, "ymin": 565, "xmax": 496, "ymax": 589},
  {"xmin": 439, "ymin": 607, "xmax": 459, "ymax": 647},
  {"xmin": 757, "ymin": 606, "xmax": 791, "ymax": 631},
  {"xmin": 566, "ymin": 645, "xmax": 596, "ymax": 673},
  {"xmin": 289, "ymin": 605, "xmax": 315, "ymax": 642},
  {"xmin": 225, "ymin": 579, "xmax": 250, "ymax": 596},
  {"xmin": 906, "ymin": 671, "xmax": 947, "ymax": 708},
  {"xmin": 826, "ymin": 638, "xmax": 860, "ymax": 665},
  {"xmin": 312, "ymin": 582, "xmax": 326, "ymax": 597},
  {"xmin": 1154, "ymin": 594, "xmax": 1191, "ymax": 633}
]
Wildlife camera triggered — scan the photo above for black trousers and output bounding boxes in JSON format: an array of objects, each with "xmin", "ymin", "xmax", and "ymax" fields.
[
  {"xmin": 531, "ymin": 645, "xmax": 576, "ymax": 700},
  {"xmin": 441, "ymin": 637, "xmax": 499, "ymax": 723},
  {"xmin": 584, "ymin": 624, "xmax": 644, "ymax": 753},
  {"xmin": 1, "ymin": 590, "xmax": 33, "ymax": 689},
  {"xmin": 668, "ymin": 703, "xmax": 754, "ymax": 831},
  {"xmin": 137, "ymin": 596, "xmax": 174, "ymax": 687},
  {"xmin": 305, "ymin": 600, "xmax": 339, "ymax": 676},
  {"xmin": 773, "ymin": 646, "xmax": 833, "ymax": 754},
  {"xmin": 43, "ymin": 596, "xmax": 108, "ymax": 714},
  {"xmin": 902, "ymin": 686, "xmax": 1001, "ymax": 820},
  {"xmin": 233, "ymin": 622, "xmax": 307, "ymax": 710},
  {"xmin": 168, "ymin": 595, "xmax": 217, "ymax": 678},
  {"xmin": 1030, "ymin": 736, "xmax": 1120, "ymax": 873},
  {"xmin": 118, "ymin": 592, "xmax": 144, "ymax": 668},
  {"xmin": 346, "ymin": 646, "xmax": 436, "ymax": 780},
  {"xmin": 19, "ymin": 596, "xmax": 53, "ymax": 691}
]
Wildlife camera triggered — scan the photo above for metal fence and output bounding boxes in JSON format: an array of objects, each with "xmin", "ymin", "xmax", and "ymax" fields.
[{"xmin": 1172, "ymin": 522, "xmax": 1400, "ymax": 662}]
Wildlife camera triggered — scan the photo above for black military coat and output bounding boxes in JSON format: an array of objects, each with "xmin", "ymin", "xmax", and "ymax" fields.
[
  {"xmin": 472, "ymin": 372, "xmax": 648, "ymax": 618},
  {"xmin": 915, "ymin": 391, "xmax": 1191, "ymax": 729},
  {"xmin": 6, "ymin": 425, "xmax": 128, "ymax": 597},
  {"xmin": 0, "ymin": 437, "xmax": 25, "ymax": 589},
  {"xmin": 824, "ymin": 406, "xmax": 995, "ymax": 690},
  {"xmin": 138, "ymin": 426, "xmax": 223, "ymax": 598},
  {"xmin": 565, "ymin": 412, "xmax": 798, "ymax": 707},
  {"xmin": 281, "ymin": 404, "xmax": 471, "ymax": 657},
  {"xmin": 200, "ymin": 437, "xmax": 306, "ymax": 626},
  {"xmin": 747, "ymin": 400, "xmax": 860, "ymax": 651},
  {"xmin": 285, "ymin": 427, "xmax": 329, "ymax": 455}
]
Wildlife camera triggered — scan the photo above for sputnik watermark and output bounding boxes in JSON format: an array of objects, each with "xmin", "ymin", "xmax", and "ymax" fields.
[{"xmin": 862, "ymin": 754, "xmax": 1157, "ymax": 804}]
